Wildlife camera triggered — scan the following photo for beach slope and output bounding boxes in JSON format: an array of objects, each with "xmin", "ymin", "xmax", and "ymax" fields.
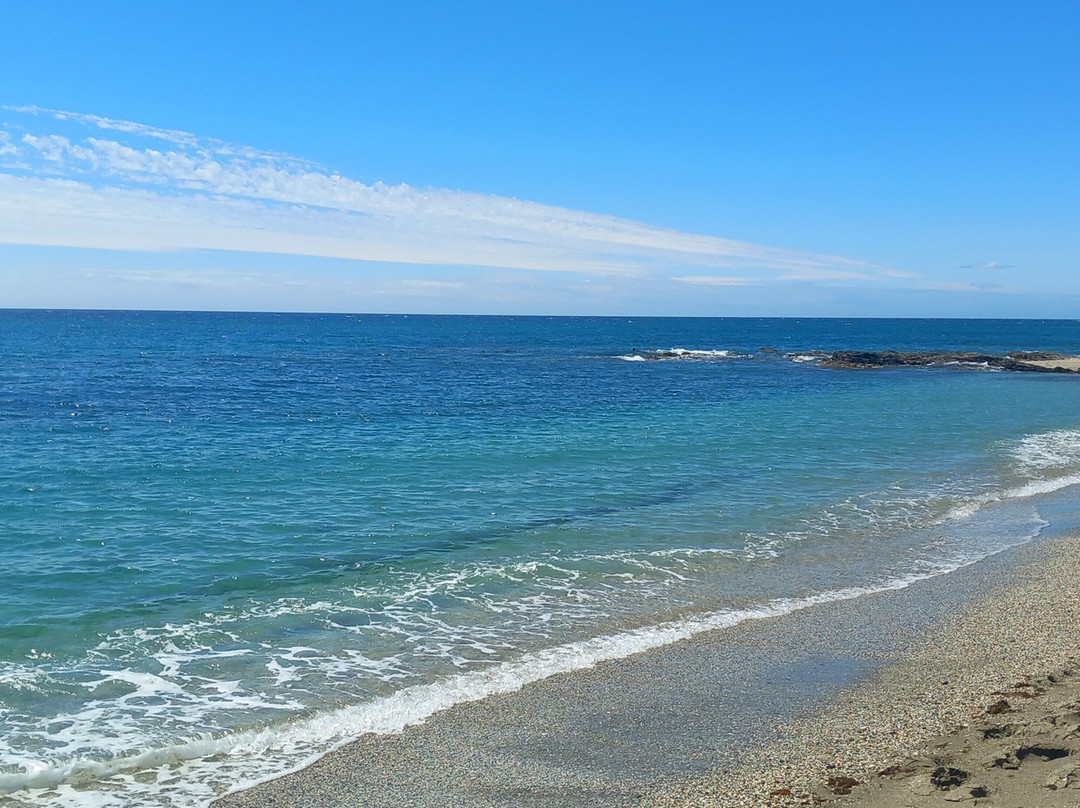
[{"xmin": 646, "ymin": 534, "xmax": 1080, "ymax": 808}]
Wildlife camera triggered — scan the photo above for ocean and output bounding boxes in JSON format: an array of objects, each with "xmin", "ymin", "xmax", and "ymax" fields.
[{"xmin": 2, "ymin": 311, "xmax": 1079, "ymax": 807}]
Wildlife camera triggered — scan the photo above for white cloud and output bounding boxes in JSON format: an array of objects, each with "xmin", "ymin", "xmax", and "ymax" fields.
[
  {"xmin": 915, "ymin": 279, "xmax": 1020, "ymax": 293},
  {"xmin": 959, "ymin": 261, "xmax": 1015, "ymax": 270},
  {"xmin": 389, "ymin": 279, "xmax": 468, "ymax": 293},
  {"xmin": 672, "ymin": 275, "xmax": 751, "ymax": 286},
  {"xmin": 777, "ymin": 268, "xmax": 871, "ymax": 281},
  {"xmin": 21, "ymin": 134, "xmax": 96, "ymax": 164},
  {"xmin": 0, "ymin": 107, "xmax": 899, "ymax": 287}
]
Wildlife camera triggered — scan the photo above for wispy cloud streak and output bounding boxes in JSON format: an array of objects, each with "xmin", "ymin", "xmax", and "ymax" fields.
[{"xmin": 0, "ymin": 106, "xmax": 889, "ymax": 282}]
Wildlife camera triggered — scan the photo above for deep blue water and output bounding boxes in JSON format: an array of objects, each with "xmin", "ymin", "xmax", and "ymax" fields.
[{"xmin": 1, "ymin": 312, "xmax": 1079, "ymax": 806}]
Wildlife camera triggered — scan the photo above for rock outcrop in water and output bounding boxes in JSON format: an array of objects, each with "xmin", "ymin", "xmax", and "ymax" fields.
[
  {"xmin": 812, "ymin": 350, "xmax": 1080, "ymax": 373},
  {"xmin": 621, "ymin": 347, "xmax": 1080, "ymax": 373}
]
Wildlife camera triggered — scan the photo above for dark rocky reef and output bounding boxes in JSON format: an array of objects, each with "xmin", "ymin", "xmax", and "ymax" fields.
[{"xmin": 812, "ymin": 350, "xmax": 1079, "ymax": 373}]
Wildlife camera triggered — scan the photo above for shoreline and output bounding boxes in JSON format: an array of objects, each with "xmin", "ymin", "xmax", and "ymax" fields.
[
  {"xmin": 644, "ymin": 530, "xmax": 1080, "ymax": 807},
  {"xmin": 215, "ymin": 523, "xmax": 1080, "ymax": 808}
]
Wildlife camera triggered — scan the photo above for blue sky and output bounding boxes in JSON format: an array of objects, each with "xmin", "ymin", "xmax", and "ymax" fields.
[{"xmin": 1, "ymin": 1, "xmax": 1077, "ymax": 316}]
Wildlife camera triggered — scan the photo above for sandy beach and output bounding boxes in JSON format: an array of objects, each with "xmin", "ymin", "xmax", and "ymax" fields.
[
  {"xmin": 1018, "ymin": 357, "xmax": 1080, "ymax": 372},
  {"xmin": 645, "ymin": 530, "xmax": 1080, "ymax": 808},
  {"xmin": 215, "ymin": 519, "xmax": 1080, "ymax": 808}
]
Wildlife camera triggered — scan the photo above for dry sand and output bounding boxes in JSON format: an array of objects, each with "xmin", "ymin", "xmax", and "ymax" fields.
[
  {"xmin": 845, "ymin": 670, "xmax": 1080, "ymax": 807},
  {"xmin": 1017, "ymin": 357, "xmax": 1080, "ymax": 372}
]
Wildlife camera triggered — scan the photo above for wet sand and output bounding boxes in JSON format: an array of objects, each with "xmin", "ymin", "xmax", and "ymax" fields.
[{"xmin": 215, "ymin": 530, "xmax": 1080, "ymax": 808}]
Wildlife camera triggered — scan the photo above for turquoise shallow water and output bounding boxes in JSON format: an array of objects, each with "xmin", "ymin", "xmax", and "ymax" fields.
[{"xmin": 1, "ymin": 312, "xmax": 1080, "ymax": 806}]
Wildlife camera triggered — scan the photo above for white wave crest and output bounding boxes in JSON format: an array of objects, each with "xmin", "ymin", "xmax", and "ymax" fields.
[
  {"xmin": 939, "ymin": 427, "xmax": 1080, "ymax": 522},
  {"xmin": 945, "ymin": 473, "xmax": 1080, "ymax": 522},
  {"xmin": 1010, "ymin": 427, "xmax": 1080, "ymax": 472},
  {"xmin": 616, "ymin": 348, "xmax": 752, "ymax": 362}
]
